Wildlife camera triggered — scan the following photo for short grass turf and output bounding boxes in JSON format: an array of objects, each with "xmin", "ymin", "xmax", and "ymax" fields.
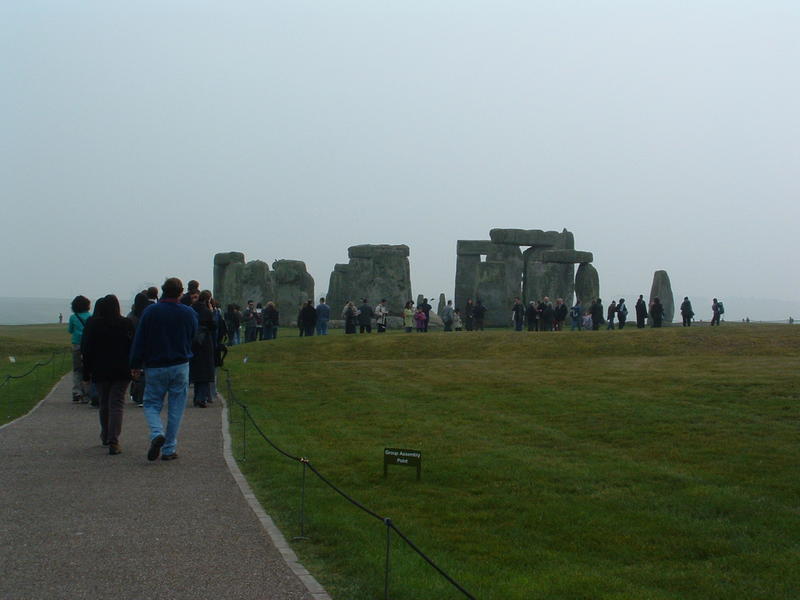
[
  {"xmin": 225, "ymin": 324, "xmax": 800, "ymax": 600},
  {"xmin": 0, "ymin": 324, "xmax": 71, "ymax": 424}
]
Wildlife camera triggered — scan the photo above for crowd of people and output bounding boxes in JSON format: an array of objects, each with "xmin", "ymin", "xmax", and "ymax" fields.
[{"xmin": 67, "ymin": 278, "xmax": 727, "ymax": 460}]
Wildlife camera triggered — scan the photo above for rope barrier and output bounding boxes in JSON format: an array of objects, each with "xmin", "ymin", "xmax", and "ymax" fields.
[
  {"xmin": 0, "ymin": 350, "xmax": 69, "ymax": 391},
  {"xmin": 222, "ymin": 367, "xmax": 476, "ymax": 599}
]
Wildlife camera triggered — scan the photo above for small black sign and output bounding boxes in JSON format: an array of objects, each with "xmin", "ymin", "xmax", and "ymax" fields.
[{"xmin": 384, "ymin": 448, "xmax": 421, "ymax": 480}]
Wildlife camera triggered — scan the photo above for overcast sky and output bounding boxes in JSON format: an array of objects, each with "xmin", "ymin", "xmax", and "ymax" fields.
[{"xmin": 2, "ymin": 1, "xmax": 798, "ymax": 312}]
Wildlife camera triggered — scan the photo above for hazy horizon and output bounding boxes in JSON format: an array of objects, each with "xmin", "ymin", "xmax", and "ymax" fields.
[{"xmin": 3, "ymin": 2, "xmax": 798, "ymax": 307}]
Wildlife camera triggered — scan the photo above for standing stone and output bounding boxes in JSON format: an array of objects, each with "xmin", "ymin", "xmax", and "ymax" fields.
[
  {"xmin": 487, "ymin": 244, "xmax": 523, "ymax": 325},
  {"xmin": 437, "ymin": 293, "xmax": 446, "ymax": 317},
  {"xmin": 213, "ymin": 252, "xmax": 274, "ymax": 310},
  {"xmin": 575, "ymin": 263, "xmax": 600, "ymax": 306},
  {"xmin": 649, "ymin": 270, "xmax": 674, "ymax": 324},
  {"xmin": 474, "ymin": 261, "xmax": 507, "ymax": 327},
  {"xmin": 416, "ymin": 294, "xmax": 424, "ymax": 309},
  {"xmin": 326, "ymin": 245, "xmax": 412, "ymax": 316},
  {"xmin": 523, "ymin": 253, "xmax": 574, "ymax": 307},
  {"xmin": 272, "ymin": 260, "xmax": 315, "ymax": 327}
]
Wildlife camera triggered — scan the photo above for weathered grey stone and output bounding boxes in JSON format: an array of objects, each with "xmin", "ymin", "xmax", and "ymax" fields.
[
  {"xmin": 416, "ymin": 294, "xmax": 424, "ymax": 308},
  {"xmin": 326, "ymin": 245, "xmax": 412, "ymax": 316},
  {"xmin": 574, "ymin": 263, "xmax": 600, "ymax": 306},
  {"xmin": 437, "ymin": 293, "xmax": 446, "ymax": 317},
  {"xmin": 523, "ymin": 253, "xmax": 574, "ymax": 306},
  {"xmin": 456, "ymin": 240, "xmax": 496, "ymax": 256},
  {"xmin": 539, "ymin": 250, "xmax": 594, "ymax": 264},
  {"xmin": 487, "ymin": 244, "xmax": 523, "ymax": 323},
  {"xmin": 474, "ymin": 261, "xmax": 507, "ymax": 327},
  {"xmin": 649, "ymin": 270, "xmax": 674, "ymax": 324},
  {"xmin": 454, "ymin": 254, "xmax": 480, "ymax": 314},
  {"xmin": 272, "ymin": 260, "xmax": 315, "ymax": 327},
  {"xmin": 348, "ymin": 244, "xmax": 410, "ymax": 259},
  {"xmin": 489, "ymin": 228, "xmax": 566, "ymax": 247},
  {"xmin": 213, "ymin": 252, "xmax": 274, "ymax": 311}
]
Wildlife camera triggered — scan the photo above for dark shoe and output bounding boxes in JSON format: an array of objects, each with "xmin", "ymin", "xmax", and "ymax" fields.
[
  {"xmin": 72, "ymin": 394, "xmax": 81, "ymax": 403},
  {"xmin": 161, "ymin": 453, "xmax": 179, "ymax": 461},
  {"xmin": 194, "ymin": 401, "xmax": 207, "ymax": 408},
  {"xmin": 109, "ymin": 444, "xmax": 122, "ymax": 455},
  {"xmin": 147, "ymin": 434, "xmax": 165, "ymax": 461}
]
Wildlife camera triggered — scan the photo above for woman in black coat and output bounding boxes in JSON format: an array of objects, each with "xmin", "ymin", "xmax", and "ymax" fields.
[
  {"xmin": 650, "ymin": 298, "xmax": 665, "ymax": 328},
  {"xmin": 81, "ymin": 294, "xmax": 134, "ymax": 455},
  {"xmin": 190, "ymin": 291, "xmax": 217, "ymax": 407},
  {"xmin": 590, "ymin": 299, "xmax": 604, "ymax": 331}
]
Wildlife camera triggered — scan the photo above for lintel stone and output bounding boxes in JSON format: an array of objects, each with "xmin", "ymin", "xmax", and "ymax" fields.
[
  {"xmin": 540, "ymin": 250, "xmax": 594, "ymax": 264},
  {"xmin": 457, "ymin": 240, "xmax": 496, "ymax": 256}
]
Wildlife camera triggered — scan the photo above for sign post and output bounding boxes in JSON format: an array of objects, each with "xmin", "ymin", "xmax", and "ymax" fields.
[{"xmin": 383, "ymin": 448, "xmax": 422, "ymax": 480}]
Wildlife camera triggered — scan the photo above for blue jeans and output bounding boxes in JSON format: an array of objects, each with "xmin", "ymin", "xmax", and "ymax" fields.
[
  {"xmin": 143, "ymin": 363, "xmax": 189, "ymax": 456},
  {"xmin": 228, "ymin": 328, "xmax": 240, "ymax": 346},
  {"xmin": 316, "ymin": 320, "xmax": 329, "ymax": 335}
]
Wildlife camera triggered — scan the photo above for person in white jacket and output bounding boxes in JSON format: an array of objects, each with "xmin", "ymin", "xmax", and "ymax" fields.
[{"xmin": 374, "ymin": 299, "xmax": 389, "ymax": 333}]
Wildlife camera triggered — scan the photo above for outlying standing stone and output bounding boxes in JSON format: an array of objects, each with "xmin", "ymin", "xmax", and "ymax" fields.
[
  {"xmin": 649, "ymin": 270, "xmax": 674, "ymax": 324},
  {"xmin": 574, "ymin": 263, "xmax": 600, "ymax": 306}
]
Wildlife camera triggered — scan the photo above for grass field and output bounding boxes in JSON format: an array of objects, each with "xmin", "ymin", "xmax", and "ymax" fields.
[
  {"xmin": 0, "ymin": 324, "xmax": 71, "ymax": 425},
  {"xmin": 224, "ymin": 324, "xmax": 800, "ymax": 600}
]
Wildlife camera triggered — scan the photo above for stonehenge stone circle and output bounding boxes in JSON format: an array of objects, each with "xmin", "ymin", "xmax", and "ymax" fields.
[
  {"xmin": 456, "ymin": 228, "xmax": 596, "ymax": 326},
  {"xmin": 213, "ymin": 252, "xmax": 314, "ymax": 327},
  {"xmin": 649, "ymin": 270, "xmax": 674, "ymax": 324},
  {"xmin": 325, "ymin": 244, "xmax": 412, "ymax": 316}
]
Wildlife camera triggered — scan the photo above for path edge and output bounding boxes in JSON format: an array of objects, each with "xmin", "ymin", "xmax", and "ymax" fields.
[
  {"xmin": 0, "ymin": 373, "xmax": 67, "ymax": 432},
  {"xmin": 219, "ymin": 394, "xmax": 332, "ymax": 600}
]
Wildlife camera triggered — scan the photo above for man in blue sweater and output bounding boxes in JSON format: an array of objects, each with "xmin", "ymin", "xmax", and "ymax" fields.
[{"xmin": 130, "ymin": 277, "xmax": 198, "ymax": 461}]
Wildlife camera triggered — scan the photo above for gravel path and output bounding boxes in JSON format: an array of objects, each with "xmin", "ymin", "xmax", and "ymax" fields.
[{"xmin": 0, "ymin": 375, "xmax": 329, "ymax": 600}]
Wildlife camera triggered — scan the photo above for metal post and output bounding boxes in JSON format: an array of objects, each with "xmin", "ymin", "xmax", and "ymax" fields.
[
  {"xmin": 241, "ymin": 404, "xmax": 247, "ymax": 461},
  {"xmin": 293, "ymin": 460, "xmax": 310, "ymax": 541},
  {"xmin": 384, "ymin": 518, "xmax": 392, "ymax": 600}
]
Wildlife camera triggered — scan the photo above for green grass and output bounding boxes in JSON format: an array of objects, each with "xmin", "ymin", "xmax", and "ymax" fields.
[
  {"xmin": 0, "ymin": 324, "xmax": 71, "ymax": 425},
  {"xmin": 225, "ymin": 324, "xmax": 800, "ymax": 600}
]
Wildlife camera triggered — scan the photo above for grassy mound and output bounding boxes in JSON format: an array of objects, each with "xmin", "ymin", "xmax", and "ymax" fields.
[{"xmin": 225, "ymin": 325, "xmax": 799, "ymax": 599}]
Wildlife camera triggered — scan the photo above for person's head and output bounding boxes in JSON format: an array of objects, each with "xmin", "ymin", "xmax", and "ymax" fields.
[
  {"xmin": 619, "ymin": 298, "xmax": 625, "ymax": 304},
  {"xmin": 100, "ymin": 294, "xmax": 122, "ymax": 320},
  {"xmin": 381, "ymin": 298, "xmax": 387, "ymax": 304},
  {"xmin": 248, "ymin": 300, "xmax": 254, "ymax": 308},
  {"xmin": 423, "ymin": 298, "xmax": 428, "ymax": 303},
  {"xmin": 467, "ymin": 298, "xmax": 473, "ymax": 305},
  {"xmin": 93, "ymin": 296, "xmax": 107, "ymax": 316},
  {"xmin": 639, "ymin": 294, "xmax": 644, "ymax": 300},
  {"xmin": 405, "ymin": 300, "xmax": 413, "ymax": 309},
  {"xmin": 654, "ymin": 297, "xmax": 661, "ymax": 304},
  {"xmin": 146, "ymin": 286, "xmax": 159, "ymax": 300},
  {"xmin": 187, "ymin": 280, "xmax": 199, "ymax": 293},
  {"xmin": 514, "ymin": 297, "xmax": 520, "ymax": 303},
  {"xmin": 133, "ymin": 292, "xmax": 150, "ymax": 317},
  {"xmin": 362, "ymin": 298, "xmax": 368, "ymax": 304},
  {"xmin": 256, "ymin": 302, "xmax": 262, "ymax": 309},
  {"xmin": 556, "ymin": 298, "xmax": 563, "ymax": 305},
  {"xmin": 713, "ymin": 298, "xmax": 718, "ymax": 302},
  {"xmin": 71, "ymin": 295, "xmax": 90, "ymax": 314},
  {"xmin": 544, "ymin": 296, "xmax": 550, "ymax": 303},
  {"xmin": 161, "ymin": 277, "xmax": 184, "ymax": 299},
  {"xmin": 684, "ymin": 296, "xmax": 688, "ymax": 301},
  {"xmin": 320, "ymin": 297, "xmax": 325, "ymax": 303},
  {"xmin": 447, "ymin": 300, "xmax": 452, "ymax": 306},
  {"xmin": 266, "ymin": 301, "xmax": 274, "ymax": 309},
  {"xmin": 597, "ymin": 298, "xmax": 602, "ymax": 304},
  {"xmin": 198, "ymin": 290, "xmax": 212, "ymax": 306}
]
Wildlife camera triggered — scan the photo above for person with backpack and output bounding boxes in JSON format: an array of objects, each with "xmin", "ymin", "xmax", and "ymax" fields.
[
  {"xmin": 68, "ymin": 295, "xmax": 92, "ymax": 403},
  {"xmin": 616, "ymin": 298, "xmax": 629, "ymax": 329},
  {"xmin": 711, "ymin": 298, "xmax": 723, "ymax": 326},
  {"xmin": 570, "ymin": 300, "xmax": 582, "ymax": 331}
]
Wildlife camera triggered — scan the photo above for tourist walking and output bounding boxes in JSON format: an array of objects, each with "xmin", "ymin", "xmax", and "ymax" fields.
[
  {"xmin": 242, "ymin": 300, "xmax": 258, "ymax": 343},
  {"xmin": 414, "ymin": 307, "xmax": 427, "ymax": 332},
  {"xmin": 190, "ymin": 291, "xmax": 216, "ymax": 408},
  {"xmin": 343, "ymin": 301, "xmax": 359, "ymax": 334},
  {"xmin": 711, "ymin": 298, "xmax": 722, "ymax": 326},
  {"xmin": 68, "ymin": 295, "xmax": 92, "ymax": 403},
  {"xmin": 316, "ymin": 298, "xmax": 331, "ymax": 335},
  {"xmin": 570, "ymin": 300, "xmax": 582, "ymax": 331},
  {"xmin": 635, "ymin": 295, "xmax": 648, "ymax": 329},
  {"xmin": 299, "ymin": 300, "xmax": 317, "ymax": 337},
  {"xmin": 464, "ymin": 299, "xmax": 475, "ymax": 331},
  {"xmin": 180, "ymin": 280, "xmax": 200, "ymax": 306},
  {"xmin": 680, "ymin": 297, "xmax": 694, "ymax": 327},
  {"xmin": 358, "ymin": 298, "xmax": 374, "ymax": 333},
  {"xmin": 81, "ymin": 294, "xmax": 135, "ymax": 455},
  {"xmin": 590, "ymin": 299, "xmax": 604, "ymax": 331},
  {"xmin": 126, "ymin": 293, "xmax": 151, "ymax": 406},
  {"xmin": 225, "ymin": 304, "xmax": 241, "ymax": 345},
  {"xmin": 540, "ymin": 298, "xmax": 555, "ymax": 332},
  {"xmin": 442, "ymin": 300, "xmax": 455, "ymax": 331},
  {"xmin": 262, "ymin": 301, "xmax": 279, "ymax": 339},
  {"xmin": 525, "ymin": 301, "xmax": 537, "ymax": 331},
  {"xmin": 617, "ymin": 298, "xmax": 628, "ymax": 329},
  {"xmin": 473, "ymin": 300, "xmax": 487, "ymax": 331},
  {"xmin": 554, "ymin": 298, "xmax": 568, "ymax": 331},
  {"xmin": 375, "ymin": 299, "xmax": 389, "ymax": 333},
  {"xmin": 606, "ymin": 300, "xmax": 617, "ymax": 330},
  {"xmin": 511, "ymin": 298, "xmax": 524, "ymax": 331},
  {"xmin": 403, "ymin": 301, "xmax": 414, "ymax": 333},
  {"xmin": 129, "ymin": 277, "xmax": 198, "ymax": 461},
  {"xmin": 650, "ymin": 297, "xmax": 665, "ymax": 328}
]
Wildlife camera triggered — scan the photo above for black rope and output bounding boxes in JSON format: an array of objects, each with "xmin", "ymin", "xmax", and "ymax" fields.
[
  {"xmin": 223, "ymin": 368, "xmax": 476, "ymax": 599},
  {"xmin": 0, "ymin": 350, "xmax": 68, "ymax": 390},
  {"xmin": 388, "ymin": 522, "xmax": 477, "ymax": 599}
]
